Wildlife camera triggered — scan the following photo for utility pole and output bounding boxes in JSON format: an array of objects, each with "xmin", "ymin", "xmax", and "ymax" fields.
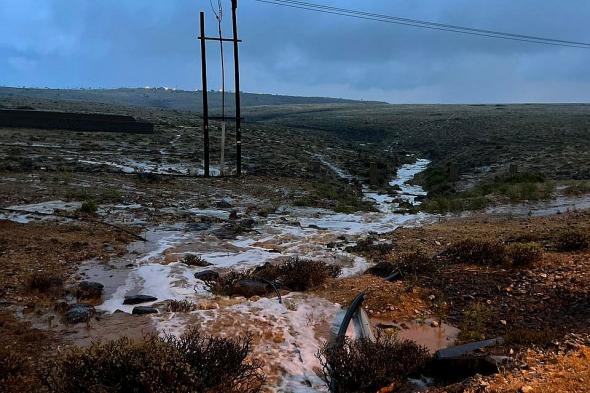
[
  {"xmin": 199, "ymin": 4, "xmax": 242, "ymax": 177},
  {"xmin": 199, "ymin": 11, "xmax": 210, "ymax": 177},
  {"xmin": 231, "ymin": 0, "xmax": 242, "ymax": 176}
]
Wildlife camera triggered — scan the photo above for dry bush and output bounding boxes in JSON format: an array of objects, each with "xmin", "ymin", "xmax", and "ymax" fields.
[
  {"xmin": 253, "ymin": 258, "xmax": 341, "ymax": 291},
  {"xmin": 365, "ymin": 250, "xmax": 437, "ymax": 278},
  {"xmin": 345, "ymin": 237, "xmax": 394, "ymax": 256},
  {"xmin": 554, "ymin": 230, "xmax": 590, "ymax": 252},
  {"xmin": 0, "ymin": 346, "xmax": 26, "ymax": 385},
  {"xmin": 26, "ymin": 271, "xmax": 63, "ymax": 293},
  {"xmin": 207, "ymin": 259, "xmax": 341, "ymax": 296},
  {"xmin": 507, "ymin": 242, "xmax": 543, "ymax": 267},
  {"xmin": 182, "ymin": 254, "xmax": 211, "ymax": 267},
  {"xmin": 318, "ymin": 338, "xmax": 430, "ymax": 393},
  {"xmin": 445, "ymin": 239, "xmax": 509, "ymax": 266},
  {"xmin": 167, "ymin": 299, "xmax": 197, "ymax": 313},
  {"xmin": 45, "ymin": 328, "xmax": 264, "ymax": 393},
  {"xmin": 205, "ymin": 271, "xmax": 253, "ymax": 296}
]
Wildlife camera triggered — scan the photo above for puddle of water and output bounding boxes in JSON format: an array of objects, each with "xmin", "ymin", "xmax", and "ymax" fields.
[{"xmin": 397, "ymin": 321, "xmax": 459, "ymax": 354}]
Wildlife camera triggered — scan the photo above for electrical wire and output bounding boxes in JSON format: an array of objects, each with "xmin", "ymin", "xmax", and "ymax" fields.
[{"xmin": 255, "ymin": 0, "xmax": 590, "ymax": 49}]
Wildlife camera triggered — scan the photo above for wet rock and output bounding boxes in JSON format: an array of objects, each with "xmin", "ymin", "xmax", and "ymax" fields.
[
  {"xmin": 231, "ymin": 279, "xmax": 270, "ymax": 298},
  {"xmin": 65, "ymin": 303, "xmax": 95, "ymax": 324},
  {"xmin": 132, "ymin": 306, "xmax": 158, "ymax": 315},
  {"xmin": 214, "ymin": 200, "xmax": 233, "ymax": 208},
  {"xmin": 187, "ymin": 222, "xmax": 212, "ymax": 232},
  {"xmin": 194, "ymin": 270, "xmax": 219, "ymax": 281},
  {"xmin": 213, "ymin": 218, "xmax": 256, "ymax": 239},
  {"xmin": 229, "ymin": 210, "xmax": 239, "ymax": 220},
  {"xmin": 76, "ymin": 281, "xmax": 104, "ymax": 299},
  {"xmin": 123, "ymin": 295, "xmax": 158, "ymax": 305}
]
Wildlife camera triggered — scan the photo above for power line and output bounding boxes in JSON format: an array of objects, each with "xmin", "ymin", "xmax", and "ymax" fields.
[{"xmin": 255, "ymin": 0, "xmax": 590, "ymax": 49}]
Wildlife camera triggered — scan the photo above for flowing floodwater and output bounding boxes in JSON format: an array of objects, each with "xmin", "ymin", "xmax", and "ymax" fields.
[
  {"xmin": 75, "ymin": 158, "xmax": 432, "ymax": 391},
  {"xmin": 13, "ymin": 158, "xmax": 590, "ymax": 391}
]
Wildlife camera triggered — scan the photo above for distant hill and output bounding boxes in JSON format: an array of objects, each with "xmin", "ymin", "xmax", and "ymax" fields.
[{"xmin": 0, "ymin": 87, "xmax": 386, "ymax": 114}]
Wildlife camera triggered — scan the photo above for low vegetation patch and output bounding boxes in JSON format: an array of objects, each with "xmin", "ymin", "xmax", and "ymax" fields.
[
  {"xmin": 206, "ymin": 258, "xmax": 341, "ymax": 296},
  {"xmin": 446, "ymin": 239, "xmax": 544, "ymax": 268},
  {"xmin": 421, "ymin": 169, "xmax": 555, "ymax": 214},
  {"xmin": 458, "ymin": 301, "xmax": 492, "ymax": 342},
  {"xmin": 78, "ymin": 200, "xmax": 97, "ymax": 215},
  {"xmin": 318, "ymin": 337, "xmax": 430, "ymax": 393},
  {"xmin": 507, "ymin": 242, "xmax": 543, "ymax": 267},
  {"xmin": 181, "ymin": 254, "xmax": 211, "ymax": 267},
  {"xmin": 294, "ymin": 179, "xmax": 374, "ymax": 213},
  {"xmin": 554, "ymin": 229, "xmax": 589, "ymax": 252},
  {"xmin": 365, "ymin": 250, "xmax": 439, "ymax": 278},
  {"xmin": 504, "ymin": 328, "xmax": 557, "ymax": 346},
  {"xmin": 345, "ymin": 237, "xmax": 394, "ymax": 256},
  {"xmin": 26, "ymin": 271, "xmax": 63, "ymax": 293},
  {"xmin": 253, "ymin": 258, "xmax": 341, "ymax": 291},
  {"xmin": 166, "ymin": 299, "xmax": 197, "ymax": 313},
  {"xmin": 445, "ymin": 239, "xmax": 509, "ymax": 266},
  {"xmin": 45, "ymin": 328, "xmax": 264, "ymax": 393}
]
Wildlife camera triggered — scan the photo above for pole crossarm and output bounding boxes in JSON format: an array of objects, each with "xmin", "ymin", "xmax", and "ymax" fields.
[{"xmin": 198, "ymin": 36, "xmax": 243, "ymax": 42}]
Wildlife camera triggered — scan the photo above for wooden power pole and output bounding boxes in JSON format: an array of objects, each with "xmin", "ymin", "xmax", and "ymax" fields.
[
  {"xmin": 199, "ymin": 11, "xmax": 210, "ymax": 177},
  {"xmin": 231, "ymin": 0, "xmax": 242, "ymax": 176},
  {"xmin": 199, "ymin": 3, "xmax": 242, "ymax": 177}
]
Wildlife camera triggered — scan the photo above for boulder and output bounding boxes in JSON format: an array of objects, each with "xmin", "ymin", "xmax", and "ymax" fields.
[
  {"xmin": 194, "ymin": 270, "xmax": 220, "ymax": 282},
  {"xmin": 65, "ymin": 303, "xmax": 95, "ymax": 324},
  {"xmin": 123, "ymin": 295, "xmax": 158, "ymax": 305},
  {"xmin": 231, "ymin": 279, "xmax": 270, "ymax": 298},
  {"xmin": 76, "ymin": 281, "xmax": 104, "ymax": 299},
  {"xmin": 132, "ymin": 306, "xmax": 158, "ymax": 315}
]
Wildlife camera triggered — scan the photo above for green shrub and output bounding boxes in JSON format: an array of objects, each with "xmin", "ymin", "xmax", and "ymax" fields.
[
  {"xmin": 445, "ymin": 239, "xmax": 509, "ymax": 266},
  {"xmin": 554, "ymin": 230, "xmax": 590, "ymax": 252},
  {"xmin": 78, "ymin": 200, "xmax": 97, "ymax": 215},
  {"xmin": 318, "ymin": 338, "xmax": 430, "ymax": 393},
  {"xmin": 45, "ymin": 328, "xmax": 264, "ymax": 393},
  {"xmin": 507, "ymin": 242, "xmax": 543, "ymax": 267},
  {"xmin": 458, "ymin": 301, "xmax": 491, "ymax": 342}
]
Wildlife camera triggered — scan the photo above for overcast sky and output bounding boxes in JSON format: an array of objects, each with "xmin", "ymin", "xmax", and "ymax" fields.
[{"xmin": 1, "ymin": 0, "xmax": 590, "ymax": 103}]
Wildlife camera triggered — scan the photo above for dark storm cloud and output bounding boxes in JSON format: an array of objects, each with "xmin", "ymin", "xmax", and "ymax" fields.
[{"xmin": 1, "ymin": 0, "xmax": 589, "ymax": 102}]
